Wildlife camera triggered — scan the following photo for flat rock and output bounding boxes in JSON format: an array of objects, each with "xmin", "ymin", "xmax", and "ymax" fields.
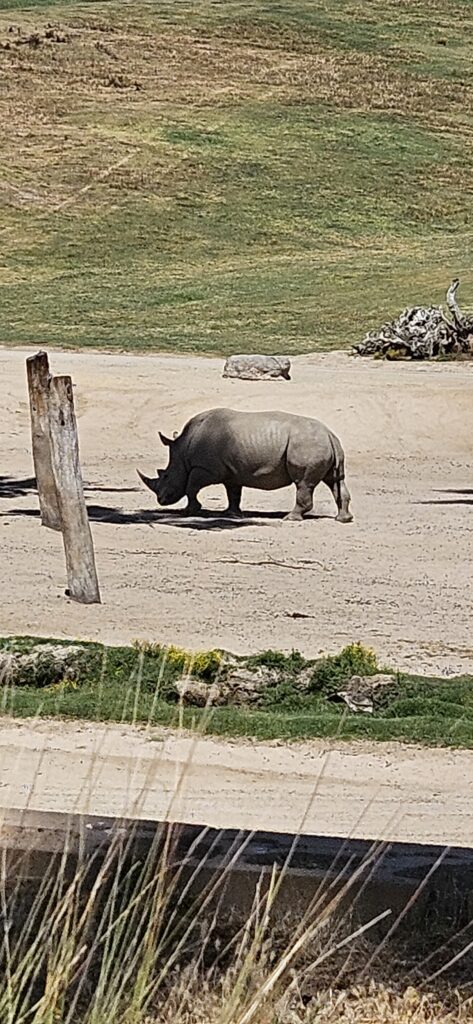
[
  {"xmin": 224, "ymin": 665, "xmax": 280, "ymax": 704},
  {"xmin": 175, "ymin": 665, "xmax": 281, "ymax": 707},
  {"xmin": 222, "ymin": 354, "xmax": 291, "ymax": 380},
  {"xmin": 350, "ymin": 673, "xmax": 395, "ymax": 691},
  {"xmin": 327, "ymin": 673, "xmax": 396, "ymax": 714}
]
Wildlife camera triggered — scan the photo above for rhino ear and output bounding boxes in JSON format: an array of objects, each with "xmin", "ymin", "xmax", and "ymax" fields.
[
  {"xmin": 172, "ymin": 430, "xmax": 178, "ymax": 439},
  {"xmin": 158, "ymin": 431, "xmax": 173, "ymax": 447},
  {"xmin": 156, "ymin": 468, "xmax": 164, "ymax": 478}
]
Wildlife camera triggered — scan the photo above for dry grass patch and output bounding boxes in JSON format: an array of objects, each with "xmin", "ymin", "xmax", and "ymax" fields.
[{"xmin": 3, "ymin": 820, "xmax": 472, "ymax": 1024}]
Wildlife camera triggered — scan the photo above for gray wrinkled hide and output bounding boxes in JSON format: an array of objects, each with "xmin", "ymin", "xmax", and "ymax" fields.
[
  {"xmin": 139, "ymin": 407, "xmax": 353, "ymax": 523},
  {"xmin": 223, "ymin": 354, "xmax": 291, "ymax": 380}
]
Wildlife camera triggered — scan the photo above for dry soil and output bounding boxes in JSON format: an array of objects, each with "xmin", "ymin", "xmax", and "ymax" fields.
[
  {"xmin": 0, "ymin": 718, "xmax": 472, "ymax": 846},
  {"xmin": 1, "ymin": 347, "xmax": 472, "ymax": 676}
]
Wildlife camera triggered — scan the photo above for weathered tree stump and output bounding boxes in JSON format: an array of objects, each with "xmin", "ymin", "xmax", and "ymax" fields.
[
  {"xmin": 353, "ymin": 278, "xmax": 473, "ymax": 360},
  {"xmin": 26, "ymin": 351, "xmax": 61, "ymax": 530},
  {"xmin": 48, "ymin": 375, "xmax": 101, "ymax": 604},
  {"xmin": 223, "ymin": 354, "xmax": 291, "ymax": 380}
]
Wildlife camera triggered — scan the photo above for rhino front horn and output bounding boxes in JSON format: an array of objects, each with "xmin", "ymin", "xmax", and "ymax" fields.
[{"xmin": 137, "ymin": 469, "xmax": 160, "ymax": 494}]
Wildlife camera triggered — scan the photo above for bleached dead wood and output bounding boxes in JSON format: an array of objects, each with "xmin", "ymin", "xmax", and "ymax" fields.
[
  {"xmin": 26, "ymin": 351, "xmax": 61, "ymax": 530},
  {"xmin": 353, "ymin": 279, "xmax": 473, "ymax": 359},
  {"xmin": 48, "ymin": 375, "xmax": 101, "ymax": 604}
]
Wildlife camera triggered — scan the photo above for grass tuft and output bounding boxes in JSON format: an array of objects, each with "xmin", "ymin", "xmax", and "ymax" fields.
[{"xmin": 1, "ymin": 815, "xmax": 471, "ymax": 1023}]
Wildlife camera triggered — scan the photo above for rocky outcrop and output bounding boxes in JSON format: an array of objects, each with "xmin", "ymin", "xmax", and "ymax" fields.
[{"xmin": 0, "ymin": 644, "xmax": 92, "ymax": 688}]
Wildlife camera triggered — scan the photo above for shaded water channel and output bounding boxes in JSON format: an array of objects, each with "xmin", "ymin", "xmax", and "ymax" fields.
[{"xmin": 4, "ymin": 809, "xmax": 473, "ymax": 943}]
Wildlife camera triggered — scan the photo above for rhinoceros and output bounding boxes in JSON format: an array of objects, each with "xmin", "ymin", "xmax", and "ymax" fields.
[{"xmin": 138, "ymin": 407, "xmax": 352, "ymax": 522}]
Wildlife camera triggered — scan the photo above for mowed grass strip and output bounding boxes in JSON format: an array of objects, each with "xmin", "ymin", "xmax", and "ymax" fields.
[
  {"xmin": 0, "ymin": 1, "xmax": 473, "ymax": 352},
  {"xmin": 2, "ymin": 636, "xmax": 473, "ymax": 748}
]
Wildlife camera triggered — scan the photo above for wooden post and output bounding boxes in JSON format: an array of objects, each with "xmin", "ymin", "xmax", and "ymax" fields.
[
  {"xmin": 26, "ymin": 351, "xmax": 61, "ymax": 531},
  {"xmin": 48, "ymin": 375, "xmax": 101, "ymax": 604}
]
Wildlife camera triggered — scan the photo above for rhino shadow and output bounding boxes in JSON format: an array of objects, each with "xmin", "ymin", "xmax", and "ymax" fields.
[
  {"xmin": 84, "ymin": 485, "xmax": 141, "ymax": 494},
  {"xmin": 85, "ymin": 505, "xmax": 262, "ymax": 529},
  {"xmin": 85, "ymin": 506, "xmax": 334, "ymax": 527},
  {"xmin": 0, "ymin": 475, "xmax": 37, "ymax": 498},
  {"xmin": 0, "ymin": 505, "xmax": 258, "ymax": 530},
  {"xmin": 0, "ymin": 474, "xmax": 140, "ymax": 499},
  {"xmin": 418, "ymin": 487, "xmax": 473, "ymax": 507},
  {"xmin": 0, "ymin": 503, "xmax": 333, "ymax": 529},
  {"xmin": 434, "ymin": 488, "xmax": 473, "ymax": 494},
  {"xmin": 418, "ymin": 498, "xmax": 473, "ymax": 507}
]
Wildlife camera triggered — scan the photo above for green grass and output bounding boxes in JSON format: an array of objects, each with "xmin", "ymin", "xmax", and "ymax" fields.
[
  {"xmin": 2, "ymin": 636, "xmax": 473, "ymax": 748},
  {"xmin": 1, "ymin": 0, "xmax": 473, "ymax": 353}
]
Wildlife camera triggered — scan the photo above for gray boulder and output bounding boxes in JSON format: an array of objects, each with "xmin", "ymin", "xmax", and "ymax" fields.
[
  {"xmin": 224, "ymin": 665, "xmax": 281, "ymax": 704},
  {"xmin": 222, "ymin": 355, "xmax": 291, "ymax": 380},
  {"xmin": 175, "ymin": 665, "xmax": 281, "ymax": 707},
  {"xmin": 175, "ymin": 677, "xmax": 227, "ymax": 707},
  {"xmin": 327, "ymin": 673, "xmax": 395, "ymax": 714}
]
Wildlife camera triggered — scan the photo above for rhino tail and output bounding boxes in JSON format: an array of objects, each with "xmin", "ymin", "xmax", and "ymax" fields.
[{"xmin": 328, "ymin": 432, "xmax": 345, "ymax": 507}]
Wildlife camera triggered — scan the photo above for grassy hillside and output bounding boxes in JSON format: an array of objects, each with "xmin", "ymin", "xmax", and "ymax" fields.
[{"xmin": 1, "ymin": 0, "xmax": 473, "ymax": 353}]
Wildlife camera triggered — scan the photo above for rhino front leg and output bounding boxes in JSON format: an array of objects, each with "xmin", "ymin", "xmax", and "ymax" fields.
[
  {"xmin": 184, "ymin": 468, "xmax": 214, "ymax": 516},
  {"xmin": 284, "ymin": 481, "xmax": 314, "ymax": 521},
  {"xmin": 224, "ymin": 484, "xmax": 243, "ymax": 517}
]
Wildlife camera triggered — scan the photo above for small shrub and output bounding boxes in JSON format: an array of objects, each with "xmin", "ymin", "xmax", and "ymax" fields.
[
  {"xmin": 310, "ymin": 643, "xmax": 379, "ymax": 693},
  {"xmin": 133, "ymin": 642, "xmax": 224, "ymax": 682},
  {"xmin": 188, "ymin": 649, "xmax": 224, "ymax": 680},
  {"xmin": 259, "ymin": 680, "xmax": 309, "ymax": 710},
  {"xmin": 245, "ymin": 649, "xmax": 306, "ymax": 675},
  {"xmin": 165, "ymin": 645, "xmax": 224, "ymax": 680}
]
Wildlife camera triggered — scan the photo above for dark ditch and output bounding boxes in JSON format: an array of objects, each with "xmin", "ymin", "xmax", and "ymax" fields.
[{"xmin": 3, "ymin": 810, "xmax": 473, "ymax": 993}]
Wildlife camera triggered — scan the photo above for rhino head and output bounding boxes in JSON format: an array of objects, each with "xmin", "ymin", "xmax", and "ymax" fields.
[{"xmin": 138, "ymin": 430, "xmax": 187, "ymax": 506}]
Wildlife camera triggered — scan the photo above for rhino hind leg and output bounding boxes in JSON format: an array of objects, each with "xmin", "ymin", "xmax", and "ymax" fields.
[
  {"xmin": 325, "ymin": 472, "xmax": 353, "ymax": 523},
  {"xmin": 284, "ymin": 481, "xmax": 314, "ymax": 521},
  {"xmin": 335, "ymin": 481, "xmax": 353, "ymax": 523},
  {"xmin": 224, "ymin": 484, "xmax": 243, "ymax": 517}
]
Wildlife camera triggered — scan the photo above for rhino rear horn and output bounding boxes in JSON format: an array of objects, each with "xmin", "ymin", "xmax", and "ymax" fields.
[
  {"xmin": 158, "ymin": 431, "xmax": 173, "ymax": 447},
  {"xmin": 137, "ymin": 469, "xmax": 160, "ymax": 494}
]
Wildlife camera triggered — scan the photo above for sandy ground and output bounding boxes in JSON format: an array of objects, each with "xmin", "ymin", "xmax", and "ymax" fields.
[
  {"xmin": 1, "ymin": 346, "xmax": 472, "ymax": 675},
  {"xmin": 0, "ymin": 718, "xmax": 471, "ymax": 846}
]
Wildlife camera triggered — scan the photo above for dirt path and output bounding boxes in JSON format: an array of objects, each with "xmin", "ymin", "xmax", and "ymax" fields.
[
  {"xmin": 1, "ymin": 347, "xmax": 473, "ymax": 675},
  {"xmin": 0, "ymin": 718, "xmax": 471, "ymax": 846}
]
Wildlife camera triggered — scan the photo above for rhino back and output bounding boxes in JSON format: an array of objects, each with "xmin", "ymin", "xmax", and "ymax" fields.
[{"xmin": 180, "ymin": 409, "xmax": 334, "ymax": 486}]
